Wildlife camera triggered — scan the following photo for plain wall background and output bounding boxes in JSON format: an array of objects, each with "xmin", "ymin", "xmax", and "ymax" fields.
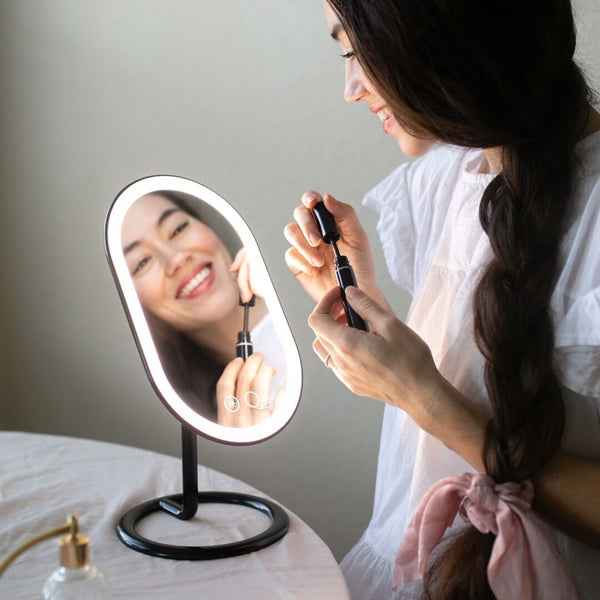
[{"xmin": 2, "ymin": 0, "xmax": 599, "ymax": 562}]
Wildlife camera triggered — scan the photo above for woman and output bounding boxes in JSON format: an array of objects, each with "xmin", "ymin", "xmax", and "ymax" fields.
[
  {"xmin": 285, "ymin": 1, "xmax": 600, "ymax": 598},
  {"xmin": 122, "ymin": 191, "xmax": 285, "ymax": 427}
]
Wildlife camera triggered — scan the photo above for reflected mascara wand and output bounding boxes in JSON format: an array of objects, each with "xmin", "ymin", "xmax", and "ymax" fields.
[
  {"xmin": 236, "ymin": 295, "xmax": 255, "ymax": 360},
  {"xmin": 311, "ymin": 201, "xmax": 369, "ymax": 331}
]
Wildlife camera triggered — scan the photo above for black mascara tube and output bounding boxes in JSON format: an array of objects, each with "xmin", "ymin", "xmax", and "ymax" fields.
[
  {"xmin": 334, "ymin": 255, "xmax": 368, "ymax": 330},
  {"xmin": 312, "ymin": 201, "xmax": 369, "ymax": 331},
  {"xmin": 236, "ymin": 295, "xmax": 255, "ymax": 360}
]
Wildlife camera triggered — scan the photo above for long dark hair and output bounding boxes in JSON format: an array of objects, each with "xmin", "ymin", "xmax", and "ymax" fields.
[{"xmin": 327, "ymin": 0, "xmax": 594, "ymax": 597}]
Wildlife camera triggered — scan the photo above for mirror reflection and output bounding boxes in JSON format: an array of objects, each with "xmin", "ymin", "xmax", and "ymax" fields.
[
  {"xmin": 121, "ymin": 190, "xmax": 286, "ymax": 426},
  {"xmin": 105, "ymin": 176, "xmax": 301, "ymax": 443}
]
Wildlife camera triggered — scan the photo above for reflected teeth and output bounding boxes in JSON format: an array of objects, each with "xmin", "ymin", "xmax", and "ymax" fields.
[{"xmin": 178, "ymin": 266, "xmax": 211, "ymax": 298}]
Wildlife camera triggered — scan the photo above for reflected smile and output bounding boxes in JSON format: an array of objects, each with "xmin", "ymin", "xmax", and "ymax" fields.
[{"xmin": 176, "ymin": 264, "xmax": 213, "ymax": 299}]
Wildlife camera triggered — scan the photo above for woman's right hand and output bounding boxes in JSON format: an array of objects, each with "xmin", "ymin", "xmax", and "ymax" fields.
[{"xmin": 284, "ymin": 192, "xmax": 387, "ymax": 310}]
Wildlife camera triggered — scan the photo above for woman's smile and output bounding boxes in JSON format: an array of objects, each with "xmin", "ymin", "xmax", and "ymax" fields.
[{"xmin": 370, "ymin": 104, "xmax": 394, "ymax": 134}]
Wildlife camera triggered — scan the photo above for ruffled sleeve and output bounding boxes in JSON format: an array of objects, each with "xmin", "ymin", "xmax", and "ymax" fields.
[
  {"xmin": 363, "ymin": 145, "xmax": 465, "ymax": 296},
  {"xmin": 363, "ymin": 163, "xmax": 416, "ymax": 294},
  {"xmin": 554, "ymin": 287, "xmax": 600, "ymax": 397},
  {"xmin": 553, "ymin": 137, "xmax": 600, "ymax": 398}
]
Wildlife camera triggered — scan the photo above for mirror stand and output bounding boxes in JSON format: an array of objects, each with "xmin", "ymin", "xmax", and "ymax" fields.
[{"xmin": 116, "ymin": 425, "xmax": 290, "ymax": 560}]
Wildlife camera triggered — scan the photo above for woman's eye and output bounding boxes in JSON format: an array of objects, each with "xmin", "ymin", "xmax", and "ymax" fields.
[
  {"xmin": 171, "ymin": 220, "xmax": 189, "ymax": 238},
  {"xmin": 132, "ymin": 256, "xmax": 151, "ymax": 276},
  {"xmin": 340, "ymin": 51, "xmax": 356, "ymax": 60}
]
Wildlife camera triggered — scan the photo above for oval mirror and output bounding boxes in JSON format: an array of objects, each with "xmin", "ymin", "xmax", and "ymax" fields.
[{"xmin": 105, "ymin": 175, "xmax": 302, "ymax": 444}]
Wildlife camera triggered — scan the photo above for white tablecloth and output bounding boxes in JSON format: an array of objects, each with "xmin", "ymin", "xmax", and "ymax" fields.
[{"xmin": 0, "ymin": 431, "xmax": 350, "ymax": 599}]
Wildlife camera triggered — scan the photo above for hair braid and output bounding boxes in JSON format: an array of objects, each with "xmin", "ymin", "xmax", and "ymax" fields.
[{"xmin": 424, "ymin": 63, "xmax": 590, "ymax": 600}]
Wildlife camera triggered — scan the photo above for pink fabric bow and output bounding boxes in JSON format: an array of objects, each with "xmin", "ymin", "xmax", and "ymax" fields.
[{"xmin": 392, "ymin": 473, "xmax": 577, "ymax": 600}]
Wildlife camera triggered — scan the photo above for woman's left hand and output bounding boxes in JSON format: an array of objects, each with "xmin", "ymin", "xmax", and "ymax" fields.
[{"xmin": 309, "ymin": 285, "xmax": 443, "ymax": 425}]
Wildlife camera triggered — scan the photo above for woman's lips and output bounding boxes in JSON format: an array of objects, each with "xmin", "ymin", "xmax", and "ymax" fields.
[
  {"xmin": 377, "ymin": 110, "xmax": 393, "ymax": 133},
  {"xmin": 176, "ymin": 263, "xmax": 214, "ymax": 299},
  {"xmin": 370, "ymin": 104, "xmax": 393, "ymax": 134}
]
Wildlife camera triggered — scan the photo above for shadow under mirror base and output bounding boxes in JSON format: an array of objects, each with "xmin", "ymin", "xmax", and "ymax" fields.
[{"xmin": 117, "ymin": 491, "xmax": 290, "ymax": 560}]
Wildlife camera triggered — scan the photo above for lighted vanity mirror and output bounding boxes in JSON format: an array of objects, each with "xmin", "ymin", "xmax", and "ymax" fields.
[{"xmin": 105, "ymin": 175, "xmax": 302, "ymax": 445}]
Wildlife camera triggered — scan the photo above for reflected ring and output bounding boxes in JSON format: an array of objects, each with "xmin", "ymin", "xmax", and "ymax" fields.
[
  {"xmin": 245, "ymin": 390, "xmax": 269, "ymax": 410},
  {"xmin": 224, "ymin": 395, "xmax": 240, "ymax": 413}
]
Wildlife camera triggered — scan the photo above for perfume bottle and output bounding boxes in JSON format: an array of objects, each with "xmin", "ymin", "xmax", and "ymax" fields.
[{"xmin": 42, "ymin": 518, "xmax": 111, "ymax": 600}]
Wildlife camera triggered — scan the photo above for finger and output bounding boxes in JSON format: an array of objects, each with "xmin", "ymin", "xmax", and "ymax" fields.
[
  {"xmin": 271, "ymin": 387, "xmax": 285, "ymax": 414},
  {"xmin": 216, "ymin": 358, "xmax": 246, "ymax": 426},
  {"xmin": 307, "ymin": 287, "xmax": 347, "ymax": 337},
  {"xmin": 284, "ymin": 246, "xmax": 320, "ymax": 277},
  {"xmin": 312, "ymin": 336, "xmax": 336, "ymax": 368},
  {"xmin": 252, "ymin": 363, "xmax": 276, "ymax": 409},
  {"xmin": 322, "ymin": 194, "xmax": 368, "ymax": 247},
  {"xmin": 217, "ymin": 403, "xmax": 235, "ymax": 427},
  {"xmin": 216, "ymin": 357, "xmax": 245, "ymax": 399},
  {"xmin": 236, "ymin": 257, "xmax": 254, "ymax": 303},
  {"xmin": 284, "ymin": 221, "xmax": 325, "ymax": 268},
  {"xmin": 295, "ymin": 200, "xmax": 325, "ymax": 248},
  {"xmin": 345, "ymin": 286, "xmax": 389, "ymax": 332},
  {"xmin": 312, "ymin": 336, "xmax": 327, "ymax": 363},
  {"xmin": 245, "ymin": 364, "xmax": 276, "ymax": 424},
  {"xmin": 235, "ymin": 393, "xmax": 257, "ymax": 427},
  {"xmin": 301, "ymin": 190, "xmax": 324, "ymax": 209},
  {"xmin": 229, "ymin": 247, "xmax": 246, "ymax": 273},
  {"xmin": 308, "ymin": 286, "xmax": 369, "ymax": 347},
  {"xmin": 235, "ymin": 352, "xmax": 265, "ymax": 396},
  {"xmin": 312, "ymin": 335, "xmax": 337, "ymax": 360}
]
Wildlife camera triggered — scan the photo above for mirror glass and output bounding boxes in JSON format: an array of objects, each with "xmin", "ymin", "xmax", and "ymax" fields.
[{"xmin": 105, "ymin": 175, "xmax": 302, "ymax": 444}]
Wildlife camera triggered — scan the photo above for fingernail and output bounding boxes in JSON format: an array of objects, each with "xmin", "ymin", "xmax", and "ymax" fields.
[
  {"xmin": 345, "ymin": 285, "xmax": 358, "ymax": 299},
  {"xmin": 309, "ymin": 232, "xmax": 321, "ymax": 246}
]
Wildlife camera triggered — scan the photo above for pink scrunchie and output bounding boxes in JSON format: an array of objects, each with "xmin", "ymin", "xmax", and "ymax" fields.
[{"xmin": 392, "ymin": 473, "xmax": 577, "ymax": 600}]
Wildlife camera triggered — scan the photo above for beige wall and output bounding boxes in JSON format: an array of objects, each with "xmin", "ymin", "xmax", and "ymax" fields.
[{"xmin": 2, "ymin": 0, "xmax": 599, "ymax": 561}]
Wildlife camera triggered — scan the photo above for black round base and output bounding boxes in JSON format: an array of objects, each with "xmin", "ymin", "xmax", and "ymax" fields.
[{"xmin": 116, "ymin": 491, "xmax": 290, "ymax": 560}]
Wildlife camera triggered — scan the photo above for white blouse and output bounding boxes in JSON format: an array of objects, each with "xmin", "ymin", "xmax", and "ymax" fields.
[{"xmin": 341, "ymin": 134, "xmax": 600, "ymax": 599}]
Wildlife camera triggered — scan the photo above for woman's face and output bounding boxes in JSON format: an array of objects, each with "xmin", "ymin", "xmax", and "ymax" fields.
[
  {"xmin": 323, "ymin": 1, "xmax": 435, "ymax": 157},
  {"xmin": 121, "ymin": 193, "xmax": 239, "ymax": 333}
]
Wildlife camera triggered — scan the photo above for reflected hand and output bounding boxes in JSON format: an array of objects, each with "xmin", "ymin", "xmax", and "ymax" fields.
[
  {"xmin": 309, "ymin": 285, "xmax": 441, "ymax": 423},
  {"xmin": 231, "ymin": 247, "xmax": 264, "ymax": 303},
  {"xmin": 284, "ymin": 192, "xmax": 389, "ymax": 312},
  {"xmin": 216, "ymin": 353, "xmax": 284, "ymax": 427}
]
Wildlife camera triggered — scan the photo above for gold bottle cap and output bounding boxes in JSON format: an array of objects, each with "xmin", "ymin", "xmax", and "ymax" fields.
[
  {"xmin": 59, "ymin": 533, "xmax": 90, "ymax": 568},
  {"xmin": 58, "ymin": 514, "xmax": 90, "ymax": 568}
]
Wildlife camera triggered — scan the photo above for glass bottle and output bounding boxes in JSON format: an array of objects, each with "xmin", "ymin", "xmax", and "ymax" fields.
[{"xmin": 42, "ymin": 525, "xmax": 111, "ymax": 600}]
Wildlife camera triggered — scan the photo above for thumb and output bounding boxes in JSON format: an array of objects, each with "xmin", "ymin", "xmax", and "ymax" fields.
[{"xmin": 345, "ymin": 286, "xmax": 388, "ymax": 328}]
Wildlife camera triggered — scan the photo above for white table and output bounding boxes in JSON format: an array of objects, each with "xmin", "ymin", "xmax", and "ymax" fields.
[{"xmin": 0, "ymin": 431, "xmax": 351, "ymax": 599}]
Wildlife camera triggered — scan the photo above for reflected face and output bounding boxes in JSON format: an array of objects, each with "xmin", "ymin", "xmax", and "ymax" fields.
[
  {"xmin": 323, "ymin": 1, "xmax": 435, "ymax": 157},
  {"xmin": 121, "ymin": 193, "xmax": 239, "ymax": 333}
]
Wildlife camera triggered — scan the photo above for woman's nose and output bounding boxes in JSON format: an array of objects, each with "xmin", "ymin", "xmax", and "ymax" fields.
[
  {"xmin": 344, "ymin": 59, "xmax": 366, "ymax": 103},
  {"xmin": 165, "ymin": 247, "xmax": 192, "ymax": 276}
]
